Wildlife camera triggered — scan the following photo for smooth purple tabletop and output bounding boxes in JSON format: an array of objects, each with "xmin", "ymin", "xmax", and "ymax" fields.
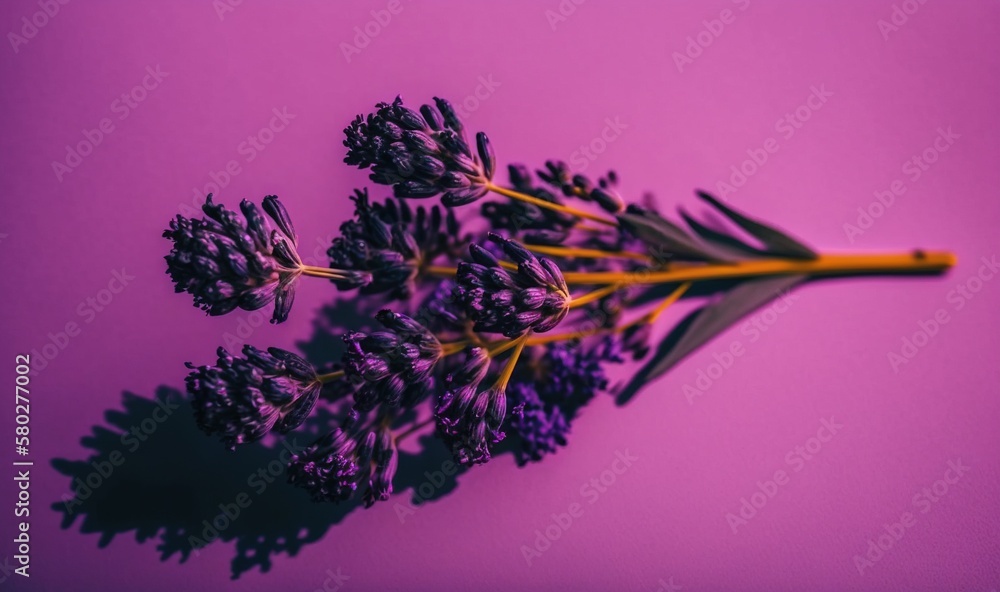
[{"xmin": 1, "ymin": 1, "xmax": 998, "ymax": 590}]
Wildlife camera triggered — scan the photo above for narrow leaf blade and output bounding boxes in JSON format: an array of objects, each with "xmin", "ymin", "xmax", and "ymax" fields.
[
  {"xmin": 696, "ymin": 191, "xmax": 816, "ymax": 259},
  {"xmin": 617, "ymin": 210, "xmax": 731, "ymax": 262},
  {"xmin": 616, "ymin": 275, "xmax": 806, "ymax": 405},
  {"xmin": 678, "ymin": 207, "xmax": 769, "ymax": 259}
]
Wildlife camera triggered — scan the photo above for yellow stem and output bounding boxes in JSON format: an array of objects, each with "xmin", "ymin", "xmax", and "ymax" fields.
[
  {"xmin": 493, "ymin": 332, "xmax": 530, "ymax": 390},
  {"xmin": 568, "ymin": 283, "xmax": 625, "ymax": 309},
  {"xmin": 525, "ymin": 243, "xmax": 652, "ymax": 263},
  {"xmin": 642, "ymin": 281, "xmax": 692, "ymax": 324},
  {"xmin": 487, "ymin": 183, "xmax": 618, "ymax": 227},
  {"xmin": 317, "ymin": 370, "xmax": 345, "ymax": 383},
  {"xmin": 440, "ymin": 341, "xmax": 469, "ymax": 356},
  {"xmin": 559, "ymin": 252, "xmax": 956, "ymax": 285},
  {"xmin": 429, "ymin": 252, "xmax": 955, "ymax": 286}
]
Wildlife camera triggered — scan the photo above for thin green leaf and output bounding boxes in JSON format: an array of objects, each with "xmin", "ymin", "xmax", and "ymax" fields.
[
  {"xmin": 696, "ymin": 191, "xmax": 816, "ymax": 260},
  {"xmin": 617, "ymin": 210, "xmax": 731, "ymax": 263},
  {"xmin": 678, "ymin": 207, "xmax": 769, "ymax": 259},
  {"xmin": 616, "ymin": 275, "xmax": 806, "ymax": 405}
]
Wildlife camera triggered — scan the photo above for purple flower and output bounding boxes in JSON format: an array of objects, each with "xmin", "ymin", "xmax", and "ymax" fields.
[
  {"xmin": 536, "ymin": 160, "xmax": 624, "ymax": 214},
  {"xmin": 363, "ymin": 426, "xmax": 399, "ymax": 507},
  {"xmin": 327, "ymin": 189, "xmax": 465, "ymax": 298},
  {"xmin": 455, "ymin": 234, "xmax": 570, "ymax": 337},
  {"xmin": 185, "ymin": 345, "xmax": 320, "ymax": 449},
  {"xmin": 435, "ymin": 347, "xmax": 506, "ymax": 466},
  {"xmin": 287, "ymin": 411, "xmax": 377, "ymax": 503},
  {"xmin": 540, "ymin": 341, "xmax": 609, "ymax": 403},
  {"xmin": 344, "ymin": 96, "xmax": 495, "ymax": 206},
  {"xmin": 166, "ymin": 195, "xmax": 309, "ymax": 323},
  {"xmin": 508, "ymin": 382, "xmax": 570, "ymax": 463},
  {"xmin": 481, "ymin": 164, "xmax": 576, "ymax": 244},
  {"xmin": 342, "ymin": 310, "xmax": 442, "ymax": 411}
]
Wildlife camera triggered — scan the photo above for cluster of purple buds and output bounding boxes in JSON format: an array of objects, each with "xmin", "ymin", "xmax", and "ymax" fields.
[
  {"xmin": 435, "ymin": 347, "xmax": 506, "ymax": 466},
  {"xmin": 328, "ymin": 189, "xmax": 464, "ymax": 298},
  {"xmin": 456, "ymin": 234, "xmax": 570, "ymax": 337},
  {"xmin": 480, "ymin": 164, "xmax": 577, "ymax": 245},
  {"xmin": 508, "ymin": 382, "xmax": 570, "ymax": 463},
  {"xmin": 185, "ymin": 345, "xmax": 321, "ymax": 450},
  {"xmin": 164, "ymin": 195, "xmax": 309, "ymax": 323},
  {"xmin": 287, "ymin": 411, "xmax": 375, "ymax": 503},
  {"xmin": 344, "ymin": 96, "xmax": 496, "ymax": 206},
  {"xmin": 536, "ymin": 160, "xmax": 625, "ymax": 214},
  {"xmin": 342, "ymin": 310, "xmax": 443, "ymax": 411},
  {"xmin": 363, "ymin": 426, "xmax": 399, "ymax": 507}
]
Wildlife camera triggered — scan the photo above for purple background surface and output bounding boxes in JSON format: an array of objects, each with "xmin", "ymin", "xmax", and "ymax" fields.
[{"xmin": 1, "ymin": 1, "xmax": 998, "ymax": 590}]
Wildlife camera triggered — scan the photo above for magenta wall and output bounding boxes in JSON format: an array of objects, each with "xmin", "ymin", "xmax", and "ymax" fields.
[{"xmin": 1, "ymin": 1, "xmax": 998, "ymax": 590}]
